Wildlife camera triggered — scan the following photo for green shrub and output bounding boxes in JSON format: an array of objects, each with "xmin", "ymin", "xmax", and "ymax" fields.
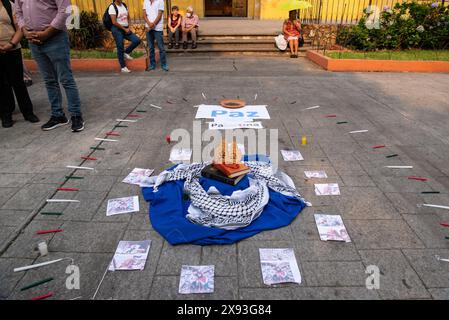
[
  {"xmin": 68, "ymin": 11, "xmax": 107, "ymax": 50},
  {"xmin": 337, "ymin": 1, "xmax": 449, "ymax": 50}
]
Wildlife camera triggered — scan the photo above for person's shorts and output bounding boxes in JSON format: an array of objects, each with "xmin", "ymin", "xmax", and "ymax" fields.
[{"xmin": 287, "ymin": 36, "xmax": 299, "ymax": 41}]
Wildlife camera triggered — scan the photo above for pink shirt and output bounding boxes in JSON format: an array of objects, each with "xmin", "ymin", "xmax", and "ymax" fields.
[
  {"xmin": 182, "ymin": 14, "xmax": 199, "ymax": 30},
  {"xmin": 14, "ymin": 0, "xmax": 70, "ymax": 31}
]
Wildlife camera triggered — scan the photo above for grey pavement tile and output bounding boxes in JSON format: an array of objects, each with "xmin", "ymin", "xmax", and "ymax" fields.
[
  {"xmin": 326, "ymin": 154, "xmax": 367, "ymax": 176},
  {"xmin": 0, "ymin": 210, "xmax": 31, "ymax": 227},
  {"xmin": 292, "ymin": 287, "xmax": 380, "ymax": 300},
  {"xmin": 402, "ymin": 249, "xmax": 449, "ymax": 288},
  {"xmin": 429, "ymin": 288, "xmax": 449, "ymax": 300},
  {"xmin": 301, "ymin": 261, "xmax": 366, "ymax": 287},
  {"xmin": 359, "ymin": 250, "xmax": 430, "ymax": 299},
  {"xmin": 156, "ymin": 242, "xmax": 202, "ymax": 275},
  {"xmin": 49, "ymin": 221, "xmax": 127, "ymax": 253},
  {"xmin": 295, "ymin": 240, "xmax": 360, "ymax": 262},
  {"xmin": 1, "ymin": 184, "xmax": 54, "ymax": 211},
  {"xmin": 402, "ymin": 214, "xmax": 449, "ymax": 248},
  {"xmin": 0, "ymin": 188, "xmax": 19, "ymax": 207},
  {"xmin": 0, "ymin": 174, "xmax": 33, "ymax": 188},
  {"xmin": 201, "ymin": 245, "xmax": 237, "ymax": 277},
  {"xmin": 334, "ymin": 187, "xmax": 401, "ymax": 220},
  {"xmin": 0, "ymin": 257, "xmax": 33, "ymax": 299},
  {"xmin": 339, "ymin": 175, "xmax": 376, "ymax": 187},
  {"xmin": 239, "ymin": 287, "xmax": 297, "ymax": 300},
  {"xmin": 149, "ymin": 276, "xmax": 238, "ymax": 300},
  {"xmin": 345, "ymin": 219, "xmax": 425, "ymax": 250},
  {"xmin": 0, "ymin": 226, "xmax": 16, "ymax": 248}
]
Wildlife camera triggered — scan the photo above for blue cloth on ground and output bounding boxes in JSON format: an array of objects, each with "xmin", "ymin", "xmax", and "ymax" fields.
[{"xmin": 141, "ymin": 168, "xmax": 306, "ymax": 246}]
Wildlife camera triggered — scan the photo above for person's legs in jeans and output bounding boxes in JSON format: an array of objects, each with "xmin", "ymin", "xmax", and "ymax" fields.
[
  {"xmin": 111, "ymin": 26, "xmax": 126, "ymax": 68},
  {"xmin": 174, "ymin": 29, "xmax": 180, "ymax": 45},
  {"xmin": 146, "ymin": 30, "xmax": 156, "ymax": 69},
  {"xmin": 5, "ymin": 49, "xmax": 34, "ymax": 117},
  {"xmin": 124, "ymin": 32, "xmax": 141, "ymax": 55},
  {"xmin": 154, "ymin": 31, "xmax": 167, "ymax": 69},
  {"xmin": 31, "ymin": 32, "xmax": 82, "ymax": 118},
  {"xmin": 30, "ymin": 42, "xmax": 65, "ymax": 118}
]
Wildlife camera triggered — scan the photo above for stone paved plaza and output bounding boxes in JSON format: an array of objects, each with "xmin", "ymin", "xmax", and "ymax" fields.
[{"xmin": 1, "ymin": 56, "xmax": 449, "ymax": 300}]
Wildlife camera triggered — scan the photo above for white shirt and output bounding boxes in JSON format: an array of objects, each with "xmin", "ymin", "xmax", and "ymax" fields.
[
  {"xmin": 143, "ymin": 0, "xmax": 164, "ymax": 32},
  {"xmin": 108, "ymin": 3, "xmax": 129, "ymax": 27}
]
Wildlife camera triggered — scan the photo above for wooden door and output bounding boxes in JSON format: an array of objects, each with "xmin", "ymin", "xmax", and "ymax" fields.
[{"xmin": 232, "ymin": 0, "xmax": 247, "ymax": 17}]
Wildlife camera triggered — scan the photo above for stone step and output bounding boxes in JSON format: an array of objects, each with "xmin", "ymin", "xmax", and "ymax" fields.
[
  {"xmin": 166, "ymin": 45, "xmax": 312, "ymax": 54},
  {"xmin": 164, "ymin": 38, "xmax": 312, "ymax": 45}
]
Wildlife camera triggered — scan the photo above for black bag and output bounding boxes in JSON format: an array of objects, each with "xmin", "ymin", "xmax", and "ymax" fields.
[
  {"xmin": 102, "ymin": 2, "xmax": 127, "ymax": 31},
  {"xmin": 1, "ymin": 0, "xmax": 16, "ymax": 31},
  {"xmin": 299, "ymin": 34, "xmax": 305, "ymax": 47}
]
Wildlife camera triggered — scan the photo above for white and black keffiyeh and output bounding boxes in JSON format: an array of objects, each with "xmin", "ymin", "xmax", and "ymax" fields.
[{"xmin": 147, "ymin": 162, "xmax": 305, "ymax": 230}]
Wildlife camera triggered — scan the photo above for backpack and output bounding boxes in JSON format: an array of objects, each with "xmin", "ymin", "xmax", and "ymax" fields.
[
  {"xmin": 1, "ymin": 0, "xmax": 16, "ymax": 31},
  {"xmin": 103, "ymin": 2, "xmax": 127, "ymax": 31}
]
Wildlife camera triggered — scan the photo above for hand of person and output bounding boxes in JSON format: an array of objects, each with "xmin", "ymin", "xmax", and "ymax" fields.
[
  {"xmin": 124, "ymin": 27, "xmax": 131, "ymax": 34},
  {"xmin": 33, "ymin": 29, "xmax": 52, "ymax": 43},
  {"xmin": 0, "ymin": 42, "xmax": 14, "ymax": 52},
  {"xmin": 23, "ymin": 28, "xmax": 41, "ymax": 44},
  {"xmin": 148, "ymin": 22, "xmax": 155, "ymax": 30}
]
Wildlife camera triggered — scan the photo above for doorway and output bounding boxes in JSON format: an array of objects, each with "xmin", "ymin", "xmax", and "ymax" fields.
[{"xmin": 204, "ymin": 0, "xmax": 247, "ymax": 17}]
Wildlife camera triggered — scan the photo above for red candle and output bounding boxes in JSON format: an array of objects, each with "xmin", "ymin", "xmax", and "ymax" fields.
[
  {"xmin": 57, "ymin": 188, "xmax": 79, "ymax": 192},
  {"xmin": 81, "ymin": 156, "xmax": 97, "ymax": 161},
  {"xmin": 371, "ymin": 145, "xmax": 386, "ymax": 149},
  {"xmin": 37, "ymin": 229, "xmax": 64, "ymax": 235},
  {"xmin": 408, "ymin": 176, "xmax": 428, "ymax": 181},
  {"xmin": 31, "ymin": 292, "xmax": 53, "ymax": 300}
]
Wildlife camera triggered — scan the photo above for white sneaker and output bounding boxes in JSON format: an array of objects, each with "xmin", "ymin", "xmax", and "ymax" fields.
[
  {"xmin": 124, "ymin": 53, "xmax": 134, "ymax": 60},
  {"xmin": 121, "ymin": 67, "xmax": 131, "ymax": 73}
]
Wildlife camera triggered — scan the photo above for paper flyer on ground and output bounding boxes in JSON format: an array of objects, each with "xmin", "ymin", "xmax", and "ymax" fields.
[
  {"xmin": 259, "ymin": 248, "xmax": 302, "ymax": 285},
  {"xmin": 314, "ymin": 214, "xmax": 351, "ymax": 242},
  {"xmin": 281, "ymin": 150, "xmax": 304, "ymax": 161},
  {"xmin": 178, "ymin": 265, "xmax": 215, "ymax": 294},
  {"xmin": 108, "ymin": 240, "xmax": 151, "ymax": 271},
  {"xmin": 169, "ymin": 148, "xmax": 192, "ymax": 163},
  {"xmin": 122, "ymin": 168, "xmax": 155, "ymax": 187},
  {"xmin": 314, "ymin": 183, "xmax": 341, "ymax": 196},
  {"xmin": 208, "ymin": 121, "xmax": 264, "ymax": 130},
  {"xmin": 106, "ymin": 196, "xmax": 140, "ymax": 216},
  {"xmin": 304, "ymin": 170, "xmax": 328, "ymax": 179},
  {"xmin": 195, "ymin": 105, "xmax": 270, "ymax": 120}
]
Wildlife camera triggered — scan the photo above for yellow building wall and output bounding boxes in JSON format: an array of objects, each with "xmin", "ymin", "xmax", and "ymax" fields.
[{"xmin": 71, "ymin": 0, "xmax": 423, "ymax": 21}]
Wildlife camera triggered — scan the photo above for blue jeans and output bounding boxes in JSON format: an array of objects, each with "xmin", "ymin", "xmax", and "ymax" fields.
[
  {"xmin": 111, "ymin": 26, "xmax": 141, "ymax": 68},
  {"xmin": 30, "ymin": 32, "xmax": 81, "ymax": 117},
  {"xmin": 146, "ymin": 30, "xmax": 167, "ymax": 68}
]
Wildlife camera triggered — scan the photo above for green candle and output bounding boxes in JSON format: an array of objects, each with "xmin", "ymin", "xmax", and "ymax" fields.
[
  {"xmin": 386, "ymin": 154, "xmax": 398, "ymax": 158},
  {"xmin": 90, "ymin": 147, "xmax": 105, "ymax": 150},
  {"xmin": 65, "ymin": 176, "xmax": 84, "ymax": 179},
  {"xmin": 20, "ymin": 277, "xmax": 54, "ymax": 291},
  {"xmin": 421, "ymin": 191, "xmax": 440, "ymax": 194},
  {"xmin": 40, "ymin": 212, "xmax": 63, "ymax": 216}
]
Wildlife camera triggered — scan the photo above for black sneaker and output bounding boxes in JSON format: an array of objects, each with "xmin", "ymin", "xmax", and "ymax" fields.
[
  {"xmin": 191, "ymin": 42, "xmax": 197, "ymax": 49},
  {"xmin": 175, "ymin": 43, "xmax": 180, "ymax": 49},
  {"xmin": 1, "ymin": 115, "xmax": 14, "ymax": 128},
  {"xmin": 24, "ymin": 114, "xmax": 40, "ymax": 123},
  {"xmin": 41, "ymin": 115, "xmax": 69, "ymax": 131},
  {"xmin": 182, "ymin": 42, "xmax": 188, "ymax": 49},
  {"xmin": 168, "ymin": 42, "xmax": 173, "ymax": 49},
  {"xmin": 71, "ymin": 115, "xmax": 84, "ymax": 132}
]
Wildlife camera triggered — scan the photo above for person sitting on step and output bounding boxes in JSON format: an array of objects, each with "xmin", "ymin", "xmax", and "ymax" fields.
[
  {"xmin": 283, "ymin": 10, "xmax": 301, "ymax": 58},
  {"xmin": 181, "ymin": 6, "xmax": 199, "ymax": 50},
  {"xmin": 168, "ymin": 5, "xmax": 182, "ymax": 49}
]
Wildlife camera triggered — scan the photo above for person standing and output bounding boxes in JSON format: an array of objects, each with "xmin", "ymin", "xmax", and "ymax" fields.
[
  {"xmin": 181, "ymin": 6, "xmax": 199, "ymax": 50},
  {"xmin": 108, "ymin": 0, "xmax": 141, "ymax": 73},
  {"xmin": 14, "ymin": 0, "xmax": 84, "ymax": 132},
  {"xmin": 0, "ymin": 0, "xmax": 38, "ymax": 128},
  {"xmin": 143, "ymin": 0, "xmax": 167, "ymax": 71}
]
